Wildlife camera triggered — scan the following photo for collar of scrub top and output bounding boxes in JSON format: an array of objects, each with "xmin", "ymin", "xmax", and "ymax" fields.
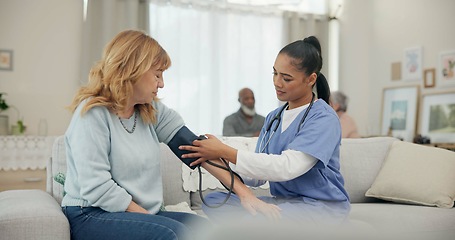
[{"xmin": 259, "ymin": 92, "xmax": 315, "ymax": 153}]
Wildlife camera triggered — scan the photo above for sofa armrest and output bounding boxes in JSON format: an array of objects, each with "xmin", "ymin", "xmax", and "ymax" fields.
[
  {"xmin": 0, "ymin": 189, "xmax": 70, "ymax": 240},
  {"xmin": 48, "ymin": 136, "xmax": 67, "ymax": 204}
]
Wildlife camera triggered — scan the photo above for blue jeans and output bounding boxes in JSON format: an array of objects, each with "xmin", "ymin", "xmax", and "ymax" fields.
[{"xmin": 62, "ymin": 206, "xmax": 209, "ymax": 240}]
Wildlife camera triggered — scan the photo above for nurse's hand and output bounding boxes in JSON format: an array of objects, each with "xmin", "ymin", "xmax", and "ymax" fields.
[
  {"xmin": 239, "ymin": 194, "xmax": 282, "ymax": 221},
  {"xmin": 179, "ymin": 134, "xmax": 238, "ymax": 166}
]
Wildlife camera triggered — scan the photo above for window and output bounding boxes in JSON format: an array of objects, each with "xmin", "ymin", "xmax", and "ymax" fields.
[{"xmin": 149, "ymin": 2, "xmax": 284, "ymax": 135}]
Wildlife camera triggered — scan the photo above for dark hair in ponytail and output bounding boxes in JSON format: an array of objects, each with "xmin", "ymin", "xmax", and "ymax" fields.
[{"xmin": 279, "ymin": 36, "xmax": 331, "ymax": 104}]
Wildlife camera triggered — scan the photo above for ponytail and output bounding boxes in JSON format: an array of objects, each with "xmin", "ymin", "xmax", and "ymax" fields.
[
  {"xmin": 315, "ymin": 73, "xmax": 331, "ymax": 104},
  {"xmin": 302, "ymin": 36, "xmax": 330, "ymax": 104}
]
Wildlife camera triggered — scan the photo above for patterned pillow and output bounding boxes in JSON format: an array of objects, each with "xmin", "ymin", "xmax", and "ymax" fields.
[{"xmin": 53, "ymin": 172, "xmax": 66, "ymax": 197}]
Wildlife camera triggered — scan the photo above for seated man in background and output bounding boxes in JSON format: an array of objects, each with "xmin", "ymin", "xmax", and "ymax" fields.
[
  {"xmin": 223, "ymin": 88, "xmax": 265, "ymax": 137},
  {"xmin": 331, "ymin": 91, "xmax": 360, "ymax": 138}
]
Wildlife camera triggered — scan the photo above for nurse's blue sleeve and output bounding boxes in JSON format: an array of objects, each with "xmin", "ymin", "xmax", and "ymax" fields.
[{"xmin": 287, "ymin": 110, "xmax": 341, "ymax": 168}]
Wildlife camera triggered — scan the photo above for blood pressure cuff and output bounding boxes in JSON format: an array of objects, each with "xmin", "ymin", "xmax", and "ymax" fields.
[{"xmin": 167, "ymin": 126, "xmax": 202, "ymax": 169}]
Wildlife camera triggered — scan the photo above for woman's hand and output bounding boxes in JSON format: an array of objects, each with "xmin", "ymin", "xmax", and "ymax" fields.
[
  {"xmin": 239, "ymin": 194, "xmax": 282, "ymax": 221},
  {"xmin": 126, "ymin": 200, "xmax": 149, "ymax": 214},
  {"xmin": 179, "ymin": 134, "xmax": 238, "ymax": 166}
]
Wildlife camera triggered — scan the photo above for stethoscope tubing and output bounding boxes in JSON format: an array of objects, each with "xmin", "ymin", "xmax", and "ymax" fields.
[{"xmin": 259, "ymin": 93, "xmax": 315, "ymax": 153}]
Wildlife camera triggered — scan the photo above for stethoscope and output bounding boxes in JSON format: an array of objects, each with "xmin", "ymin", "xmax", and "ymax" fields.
[{"xmin": 259, "ymin": 92, "xmax": 315, "ymax": 153}]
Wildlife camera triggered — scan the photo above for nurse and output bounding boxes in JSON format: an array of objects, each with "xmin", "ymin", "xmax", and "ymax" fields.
[{"xmin": 180, "ymin": 36, "xmax": 350, "ymax": 224}]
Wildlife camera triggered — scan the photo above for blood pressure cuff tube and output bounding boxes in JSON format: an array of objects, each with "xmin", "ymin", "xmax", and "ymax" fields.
[{"xmin": 167, "ymin": 126, "xmax": 201, "ymax": 169}]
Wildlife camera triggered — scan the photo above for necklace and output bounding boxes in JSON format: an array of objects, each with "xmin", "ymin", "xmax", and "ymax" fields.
[{"xmin": 118, "ymin": 110, "xmax": 137, "ymax": 134}]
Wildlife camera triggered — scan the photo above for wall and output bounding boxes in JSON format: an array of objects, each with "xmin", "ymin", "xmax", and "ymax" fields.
[
  {"xmin": 0, "ymin": 0, "xmax": 82, "ymax": 136},
  {"xmin": 339, "ymin": 0, "xmax": 455, "ymax": 137},
  {"xmin": 1, "ymin": 0, "xmax": 454, "ymax": 137}
]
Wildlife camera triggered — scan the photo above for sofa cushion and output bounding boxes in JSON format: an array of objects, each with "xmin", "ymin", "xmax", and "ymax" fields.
[
  {"xmin": 366, "ymin": 141, "xmax": 455, "ymax": 208},
  {"xmin": 160, "ymin": 143, "xmax": 191, "ymax": 206},
  {"xmin": 0, "ymin": 189, "xmax": 70, "ymax": 240},
  {"xmin": 339, "ymin": 137, "xmax": 398, "ymax": 203},
  {"xmin": 349, "ymin": 203, "xmax": 455, "ymax": 239},
  {"xmin": 189, "ymin": 136, "xmax": 398, "ymax": 206}
]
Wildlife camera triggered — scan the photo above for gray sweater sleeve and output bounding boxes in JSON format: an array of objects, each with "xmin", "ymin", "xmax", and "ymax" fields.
[{"xmin": 152, "ymin": 101, "xmax": 185, "ymax": 144}]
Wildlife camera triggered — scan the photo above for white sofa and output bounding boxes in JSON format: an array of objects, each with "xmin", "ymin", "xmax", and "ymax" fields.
[{"xmin": 1, "ymin": 136, "xmax": 454, "ymax": 240}]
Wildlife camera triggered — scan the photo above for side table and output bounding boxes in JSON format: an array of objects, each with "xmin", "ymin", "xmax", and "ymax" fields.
[{"xmin": 0, "ymin": 135, "xmax": 56, "ymax": 191}]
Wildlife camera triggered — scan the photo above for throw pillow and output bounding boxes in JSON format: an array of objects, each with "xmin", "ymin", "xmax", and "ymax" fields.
[
  {"xmin": 53, "ymin": 172, "xmax": 66, "ymax": 197},
  {"xmin": 365, "ymin": 141, "xmax": 455, "ymax": 208}
]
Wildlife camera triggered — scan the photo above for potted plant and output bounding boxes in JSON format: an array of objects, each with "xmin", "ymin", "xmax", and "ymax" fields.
[
  {"xmin": 12, "ymin": 118, "xmax": 26, "ymax": 135},
  {"xmin": 0, "ymin": 93, "xmax": 10, "ymax": 135},
  {"xmin": 0, "ymin": 93, "xmax": 27, "ymax": 135},
  {"xmin": 0, "ymin": 93, "xmax": 9, "ymax": 111}
]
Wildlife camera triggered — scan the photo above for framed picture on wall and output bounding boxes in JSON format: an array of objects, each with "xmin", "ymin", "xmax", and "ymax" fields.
[
  {"xmin": 0, "ymin": 49, "xmax": 13, "ymax": 71},
  {"xmin": 423, "ymin": 68, "xmax": 436, "ymax": 88},
  {"xmin": 403, "ymin": 46, "xmax": 422, "ymax": 81},
  {"xmin": 438, "ymin": 50, "xmax": 455, "ymax": 87},
  {"xmin": 381, "ymin": 86, "xmax": 419, "ymax": 142},
  {"xmin": 419, "ymin": 91, "xmax": 455, "ymax": 143}
]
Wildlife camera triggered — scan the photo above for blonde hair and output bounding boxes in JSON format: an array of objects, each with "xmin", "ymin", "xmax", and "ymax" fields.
[{"xmin": 69, "ymin": 30, "xmax": 171, "ymax": 124}]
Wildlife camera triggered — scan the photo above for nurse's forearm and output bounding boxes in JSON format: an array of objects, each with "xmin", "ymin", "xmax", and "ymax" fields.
[{"xmin": 201, "ymin": 160, "xmax": 253, "ymax": 198}]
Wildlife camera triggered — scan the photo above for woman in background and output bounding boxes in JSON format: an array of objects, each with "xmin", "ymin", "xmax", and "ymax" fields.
[
  {"xmin": 61, "ymin": 30, "xmax": 206, "ymax": 240},
  {"xmin": 331, "ymin": 91, "xmax": 360, "ymax": 138}
]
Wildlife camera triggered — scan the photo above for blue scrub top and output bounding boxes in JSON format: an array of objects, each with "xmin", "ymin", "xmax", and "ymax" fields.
[{"xmin": 256, "ymin": 99, "xmax": 349, "ymax": 202}]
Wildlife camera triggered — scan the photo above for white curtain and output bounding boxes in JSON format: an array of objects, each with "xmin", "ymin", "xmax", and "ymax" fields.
[
  {"xmin": 283, "ymin": 12, "xmax": 329, "ymax": 81},
  {"xmin": 81, "ymin": 1, "xmax": 328, "ymax": 136},
  {"xmin": 149, "ymin": 3, "xmax": 284, "ymax": 135},
  {"xmin": 80, "ymin": 0, "xmax": 149, "ymax": 84}
]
